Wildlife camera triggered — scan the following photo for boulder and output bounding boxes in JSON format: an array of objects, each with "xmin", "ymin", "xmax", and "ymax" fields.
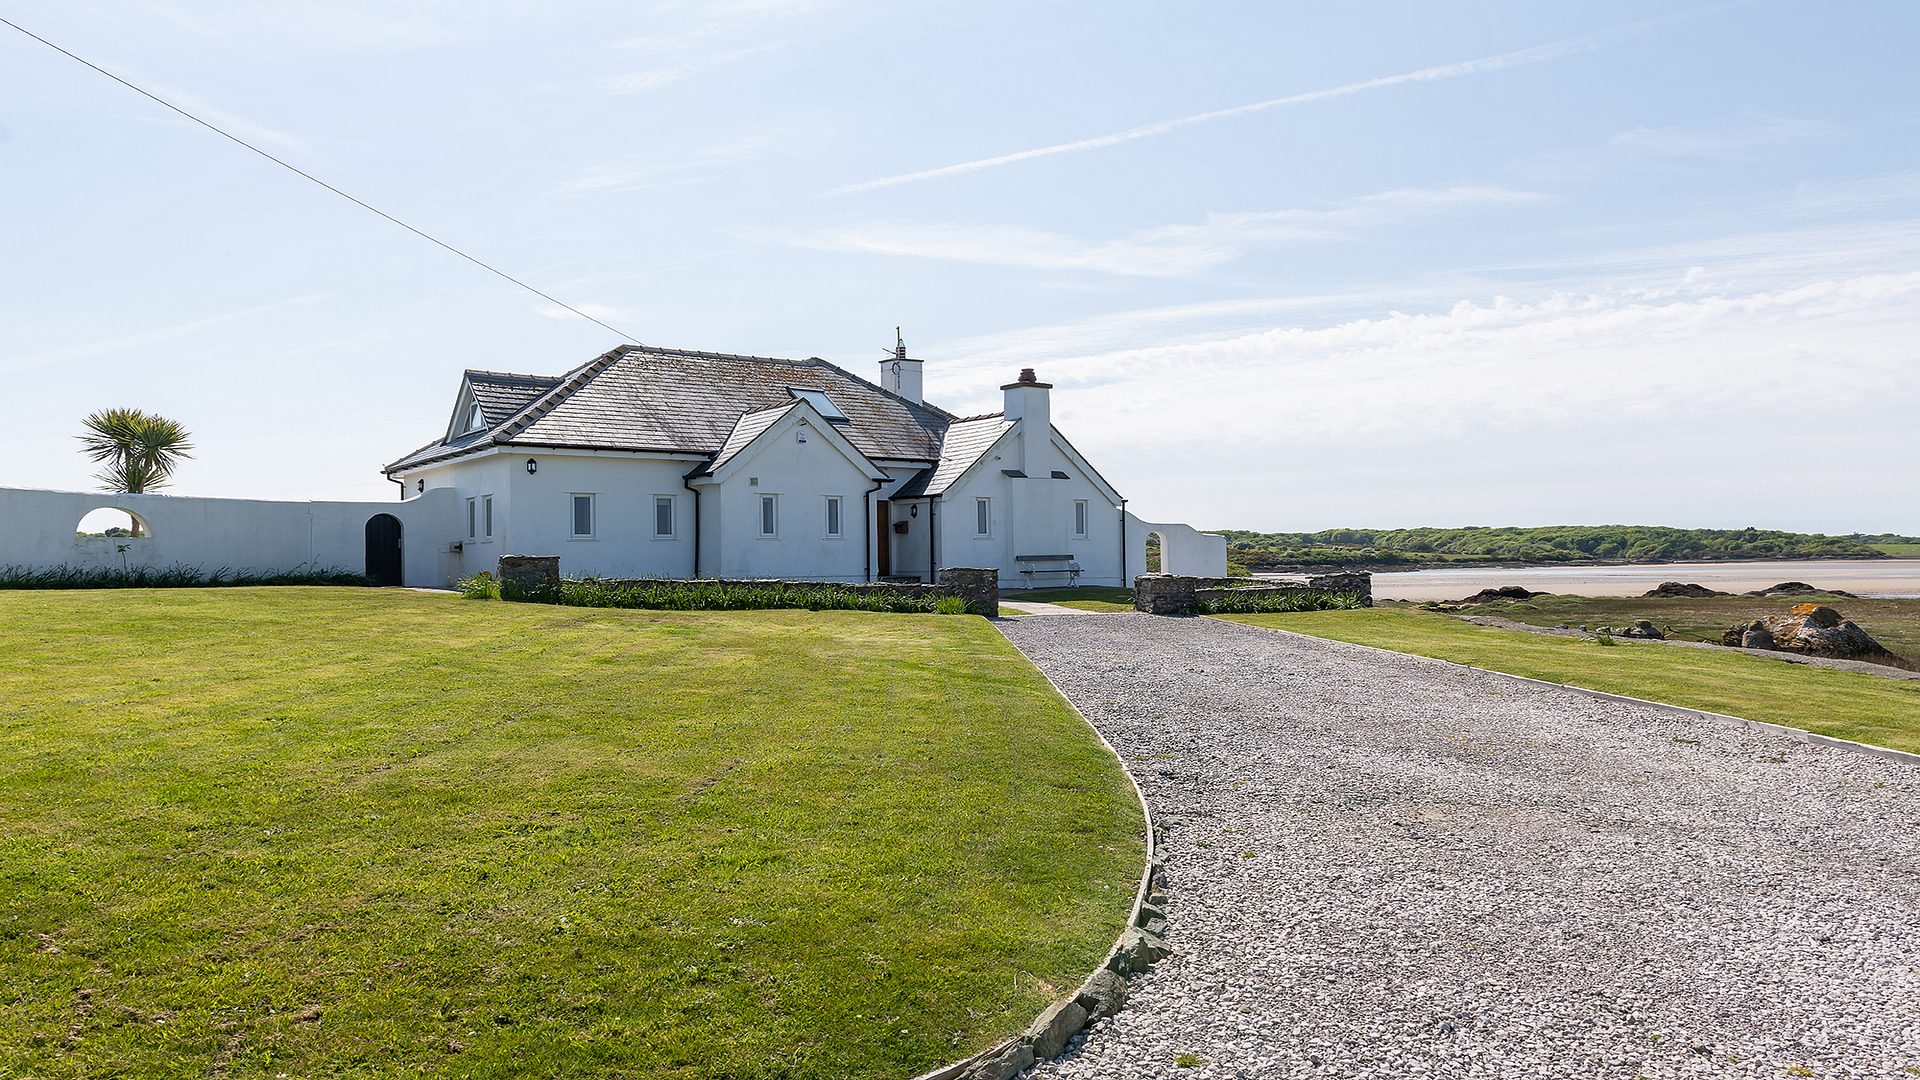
[
  {"xmin": 1744, "ymin": 581, "xmax": 1858, "ymax": 599},
  {"xmin": 1614, "ymin": 620, "xmax": 1666, "ymax": 640},
  {"xmin": 1643, "ymin": 581, "xmax": 1727, "ymax": 599},
  {"xmin": 1722, "ymin": 606, "xmax": 1909, "ymax": 668},
  {"xmin": 1456, "ymin": 586, "xmax": 1543, "ymax": 604}
]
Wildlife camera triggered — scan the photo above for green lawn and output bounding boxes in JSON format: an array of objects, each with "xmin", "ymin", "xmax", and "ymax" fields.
[
  {"xmin": 1444, "ymin": 592, "xmax": 1920, "ymax": 665},
  {"xmin": 0, "ymin": 589, "xmax": 1142, "ymax": 1079},
  {"xmin": 1221, "ymin": 607, "xmax": 1920, "ymax": 754},
  {"xmin": 1868, "ymin": 542, "xmax": 1920, "ymax": 556},
  {"xmin": 1006, "ymin": 587, "xmax": 1134, "ymax": 612}
]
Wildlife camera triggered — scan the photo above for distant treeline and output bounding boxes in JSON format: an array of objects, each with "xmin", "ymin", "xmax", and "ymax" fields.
[{"xmin": 1216, "ymin": 526, "xmax": 1891, "ymax": 570}]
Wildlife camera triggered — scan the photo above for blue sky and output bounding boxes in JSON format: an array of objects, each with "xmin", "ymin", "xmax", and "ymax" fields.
[{"xmin": 4, "ymin": 1, "xmax": 1917, "ymax": 533}]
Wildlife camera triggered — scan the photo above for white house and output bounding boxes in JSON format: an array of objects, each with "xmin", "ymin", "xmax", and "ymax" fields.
[{"xmin": 384, "ymin": 341, "xmax": 1225, "ymax": 588}]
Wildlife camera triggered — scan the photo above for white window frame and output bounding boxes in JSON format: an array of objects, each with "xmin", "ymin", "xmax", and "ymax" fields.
[
  {"xmin": 974, "ymin": 497, "xmax": 991, "ymax": 538},
  {"xmin": 824, "ymin": 495, "xmax": 844, "ymax": 539},
  {"xmin": 482, "ymin": 494, "xmax": 494, "ymax": 540},
  {"xmin": 653, "ymin": 495, "xmax": 676, "ymax": 540},
  {"xmin": 569, "ymin": 493, "xmax": 597, "ymax": 540},
  {"xmin": 758, "ymin": 493, "xmax": 779, "ymax": 539},
  {"xmin": 463, "ymin": 401, "xmax": 486, "ymax": 433},
  {"xmin": 1073, "ymin": 499, "xmax": 1089, "ymax": 540},
  {"xmin": 466, "ymin": 497, "xmax": 476, "ymax": 539}
]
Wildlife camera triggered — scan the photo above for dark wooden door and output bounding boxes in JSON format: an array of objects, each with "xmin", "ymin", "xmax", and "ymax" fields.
[
  {"xmin": 875, "ymin": 500, "xmax": 892, "ymax": 578},
  {"xmin": 365, "ymin": 514, "xmax": 403, "ymax": 586}
]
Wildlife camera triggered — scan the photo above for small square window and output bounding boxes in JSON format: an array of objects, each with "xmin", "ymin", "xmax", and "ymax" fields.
[
  {"xmin": 570, "ymin": 493, "xmax": 596, "ymax": 539},
  {"xmin": 975, "ymin": 497, "xmax": 991, "ymax": 538},
  {"xmin": 482, "ymin": 495, "xmax": 493, "ymax": 539},
  {"xmin": 1073, "ymin": 499, "xmax": 1088, "ymax": 539},
  {"xmin": 825, "ymin": 495, "xmax": 843, "ymax": 538},
  {"xmin": 654, "ymin": 495, "xmax": 675, "ymax": 538},
  {"xmin": 760, "ymin": 494, "xmax": 778, "ymax": 538}
]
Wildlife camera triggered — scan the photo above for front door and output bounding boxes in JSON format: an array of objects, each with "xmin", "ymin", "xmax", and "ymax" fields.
[{"xmin": 875, "ymin": 500, "xmax": 892, "ymax": 578}]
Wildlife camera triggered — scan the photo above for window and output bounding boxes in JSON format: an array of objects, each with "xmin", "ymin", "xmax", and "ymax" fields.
[
  {"xmin": 787, "ymin": 388, "xmax": 848, "ymax": 421},
  {"xmin": 1073, "ymin": 499, "xmax": 1089, "ymax": 539},
  {"xmin": 654, "ymin": 495, "xmax": 675, "ymax": 538},
  {"xmin": 463, "ymin": 401, "xmax": 486, "ymax": 433},
  {"xmin": 466, "ymin": 497, "xmax": 476, "ymax": 539},
  {"xmin": 975, "ymin": 497, "xmax": 991, "ymax": 537},
  {"xmin": 570, "ymin": 493, "xmax": 596, "ymax": 539},
  {"xmin": 482, "ymin": 495, "xmax": 493, "ymax": 539},
  {"xmin": 759, "ymin": 494, "xmax": 779, "ymax": 537},
  {"xmin": 824, "ymin": 495, "xmax": 843, "ymax": 538}
]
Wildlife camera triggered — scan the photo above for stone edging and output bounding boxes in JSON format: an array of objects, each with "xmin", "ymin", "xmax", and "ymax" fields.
[
  {"xmin": 1239, "ymin": 621, "xmax": 1920, "ymax": 768},
  {"xmin": 909, "ymin": 659, "xmax": 1170, "ymax": 1080}
]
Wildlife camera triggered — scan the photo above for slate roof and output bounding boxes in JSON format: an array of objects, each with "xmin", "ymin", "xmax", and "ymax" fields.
[
  {"xmin": 706, "ymin": 403, "xmax": 796, "ymax": 472},
  {"xmin": 467, "ymin": 371, "xmax": 559, "ymax": 426},
  {"xmin": 385, "ymin": 346, "xmax": 954, "ymax": 474},
  {"xmin": 891, "ymin": 414, "xmax": 1012, "ymax": 498}
]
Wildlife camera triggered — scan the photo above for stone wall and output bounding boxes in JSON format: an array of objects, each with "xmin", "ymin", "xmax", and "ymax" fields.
[
  {"xmin": 497, "ymin": 555, "xmax": 560, "ymax": 596},
  {"xmin": 1141, "ymin": 572, "xmax": 1374, "ymax": 615},
  {"xmin": 1133, "ymin": 574, "xmax": 1197, "ymax": 615}
]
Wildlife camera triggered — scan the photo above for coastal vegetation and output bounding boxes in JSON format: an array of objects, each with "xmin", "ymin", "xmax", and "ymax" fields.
[
  {"xmin": 1439, "ymin": 591, "xmax": 1920, "ymax": 667},
  {"xmin": 1221, "ymin": 607, "xmax": 1920, "ymax": 754},
  {"xmin": 0, "ymin": 589, "xmax": 1141, "ymax": 1077},
  {"xmin": 1216, "ymin": 525, "xmax": 1894, "ymax": 570}
]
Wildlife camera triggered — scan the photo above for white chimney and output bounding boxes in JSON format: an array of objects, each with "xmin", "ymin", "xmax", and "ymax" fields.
[
  {"xmin": 1001, "ymin": 367, "xmax": 1054, "ymax": 477},
  {"xmin": 879, "ymin": 327, "xmax": 923, "ymax": 403}
]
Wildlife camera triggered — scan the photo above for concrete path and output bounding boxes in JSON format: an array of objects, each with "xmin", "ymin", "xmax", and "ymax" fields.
[
  {"xmin": 999, "ymin": 614, "xmax": 1920, "ymax": 1080},
  {"xmin": 998, "ymin": 599, "xmax": 1106, "ymax": 616}
]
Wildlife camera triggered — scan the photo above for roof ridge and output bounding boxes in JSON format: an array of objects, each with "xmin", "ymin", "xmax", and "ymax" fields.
[
  {"xmin": 950, "ymin": 410, "xmax": 1007, "ymax": 423},
  {"xmin": 466, "ymin": 368, "xmax": 560, "ymax": 383}
]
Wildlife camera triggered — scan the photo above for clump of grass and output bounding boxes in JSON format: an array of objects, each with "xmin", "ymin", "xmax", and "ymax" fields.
[
  {"xmin": 502, "ymin": 576, "xmax": 973, "ymax": 615},
  {"xmin": 1595, "ymin": 629, "xmax": 1617, "ymax": 646},
  {"xmin": 0, "ymin": 562, "xmax": 369, "ymax": 589},
  {"xmin": 456, "ymin": 571, "xmax": 500, "ymax": 600},
  {"xmin": 1196, "ymin": 589, "xmax": 1363, "ymax": 615},
  {"xmin": 1175, "ymin": 1052, "xmax": 1208, "ymax": 1068}
]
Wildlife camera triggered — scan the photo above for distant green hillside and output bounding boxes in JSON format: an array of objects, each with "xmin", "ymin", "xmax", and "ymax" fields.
[{"xmin": 1217, "ymin": 525, "xmax": 1889, "ymax": 570}]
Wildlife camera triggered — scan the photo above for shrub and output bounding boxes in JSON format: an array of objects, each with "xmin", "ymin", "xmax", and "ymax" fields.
[
  {"xmin": 0, "ymin": 563, "xmax": 370, "ymax": 589},
  {"xmin": 1195, "ymin": 588, "xmax": 1363, "ymax": 615},
  {"xmin": 502, "ymin": 577, "xmax": 972, "ymax": 615}
]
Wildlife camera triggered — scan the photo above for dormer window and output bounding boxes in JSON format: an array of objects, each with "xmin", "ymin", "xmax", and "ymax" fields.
[
  {"xmin": 787, "ymin": 388, "xmax": 848, "ymax": 421},
  {"xmin": 462, "ymin": 401, "xmax": 487, "ymax": 433}
]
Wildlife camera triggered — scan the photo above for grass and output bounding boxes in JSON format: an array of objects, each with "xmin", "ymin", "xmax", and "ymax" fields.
[
  {"xmin": 1443, "ymin": 592, "xmax": 1920, "ymax": 665},
  {"xmin": 0, "ymin": 589, "xmax": 1142, "ymax": 1078},
  {"xmin": 1219, "ymin": 607, "xmax": 1920, "ymax": 754},
  {"xmin": 1867, "ymin": 542, "xmax": 1920, "ymax": 556},
  {"xmin": 1008, "ymin": 587, "xmax": 1135, "ymax": 612}
]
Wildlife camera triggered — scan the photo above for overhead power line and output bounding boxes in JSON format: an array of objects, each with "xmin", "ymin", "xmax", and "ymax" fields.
[{"xmin": 0, "ymin": 15, "xmax": 644, "ymax": 344}]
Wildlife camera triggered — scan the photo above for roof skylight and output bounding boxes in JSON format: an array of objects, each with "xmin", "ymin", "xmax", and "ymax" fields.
[{"xmin": 788, "ymin": 388, "xmax": 848, "ymax": 421}]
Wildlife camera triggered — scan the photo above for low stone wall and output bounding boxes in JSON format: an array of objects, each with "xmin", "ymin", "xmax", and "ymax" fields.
[
  {"xmin": 504, "ymin": 559, "xmax": 999, "ymax": 616},
  {"xmin": 1142, "ymin": 572, "xmax": 1374, "ymax": 615}
]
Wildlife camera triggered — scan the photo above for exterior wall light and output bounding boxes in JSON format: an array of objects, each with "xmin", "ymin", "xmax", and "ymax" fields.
[
  {"xmin": 416, "ymin": 479, "xmax": 424, "ymax": 493},
  {"xmin": 908, "ymin": 503, "xmax": 919, "ymax": 518},
  {"xmin": 525, "ymin": 458, "xmax": 538, "ymax": 474}
]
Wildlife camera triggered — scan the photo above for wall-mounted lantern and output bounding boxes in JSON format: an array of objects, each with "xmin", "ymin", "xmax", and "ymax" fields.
[
  {"xmin": 908, "ymin": 503, "xmax": 919, "ymax": 518},
  {"xmin": 416, "ymin": 479, "xmax": 424, "ymax": 493},
  {"xmin": 525, "ymin": 458, "xmax": 538, "ymax": 475}
]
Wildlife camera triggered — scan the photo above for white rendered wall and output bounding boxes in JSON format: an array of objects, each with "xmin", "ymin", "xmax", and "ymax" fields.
[
  {"xmin": 699, "ymin": 414, "xmax": 877, "ymax": 582},
  {"xmin": 1125, "ymin": 513, "xmax": 1229, "ymax": 580},
  {"xmin": 0, "ymin": 486, "xmax": 458, "ymax": 587}
]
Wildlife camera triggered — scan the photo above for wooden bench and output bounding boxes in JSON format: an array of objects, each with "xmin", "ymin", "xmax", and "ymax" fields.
[{"xmin": 1015, "ymin": 555, "xmax": 1080, "ymax": 587}]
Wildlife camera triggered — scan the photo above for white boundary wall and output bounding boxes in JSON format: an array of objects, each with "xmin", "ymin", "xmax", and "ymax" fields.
[
  {"xmin": 1126, "ymin": 514, "xmax": 1229, "ymax": 580},
  {"xmin": 0, "ymin": 486, "xmax": 458, "ymax": 588}
]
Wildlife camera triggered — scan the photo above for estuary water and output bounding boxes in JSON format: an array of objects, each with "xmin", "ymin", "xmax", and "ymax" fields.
[{"xmin": 1365, "ymin": 559, "xmax": 1920, "ymax": 602}]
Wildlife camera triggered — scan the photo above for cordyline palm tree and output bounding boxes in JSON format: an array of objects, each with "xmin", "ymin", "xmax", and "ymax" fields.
[{"xmin": 77, "ymin": 409, "xmax": 194, "ymax": 516}]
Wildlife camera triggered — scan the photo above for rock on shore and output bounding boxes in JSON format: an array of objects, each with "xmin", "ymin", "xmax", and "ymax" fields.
[{"xmin": 1722, "ymin": 604, "xmax": 1910, "ymax": 668}]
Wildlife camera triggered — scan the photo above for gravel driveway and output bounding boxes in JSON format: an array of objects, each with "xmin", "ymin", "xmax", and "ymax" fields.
[{"xmin": 998, "ymin": 614, "xmax": 1920, "ymax": 1080}]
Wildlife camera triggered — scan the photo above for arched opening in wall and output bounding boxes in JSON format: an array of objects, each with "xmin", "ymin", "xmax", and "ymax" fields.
[
  {"xmin": 365, "ymin": 514, "xmax": 403, "ymax": 586},
  {"xmin": 1146, "ymin": 531, "xmax": 1167, "ymax": 574},
  {"xmin": 76, "ymin": 507, "xmax": 151, "ymax": 538}
]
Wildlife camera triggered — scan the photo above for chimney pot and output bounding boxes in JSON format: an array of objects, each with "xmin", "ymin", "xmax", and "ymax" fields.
[{"xmin": 1018, "ymin": 367, "xmax": 1037, "ymax": 384}]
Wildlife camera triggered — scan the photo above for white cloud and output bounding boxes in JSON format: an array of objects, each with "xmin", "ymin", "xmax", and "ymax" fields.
[
  {"xmin": 1607, "ymin": 113, "xmax": 1833, "ymax": 159},
  {"xmin": 0, "ymin": 298, "xmax": 320, "ymax": 375},
  {"xmin": 785, "ymin": 186, "xmax": 1546, "ymax": 277},
  {"xmin": 818, "ymin": 7, "xmax": 1727, "ymax": 196},
  {"xmin": 551, "ymin": 137, "xmax": 776, "ymax": 195}
]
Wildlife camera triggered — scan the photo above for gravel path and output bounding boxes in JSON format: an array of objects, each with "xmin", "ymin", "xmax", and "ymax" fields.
[{"xmin": 999, "ymin": 614, "xmax": 1920, "ymax": 1080}]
